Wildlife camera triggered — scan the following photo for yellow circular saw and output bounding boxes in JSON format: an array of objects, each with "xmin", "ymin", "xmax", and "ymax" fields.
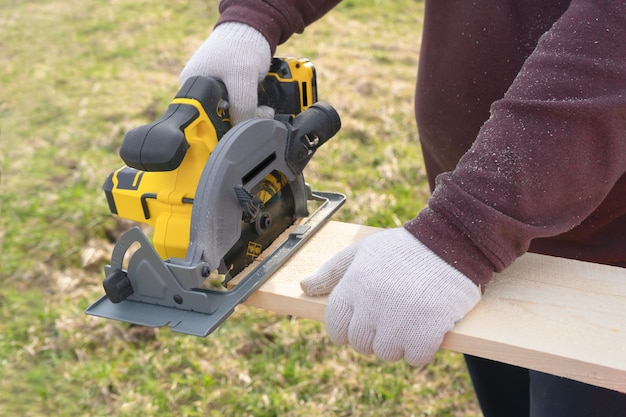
[{"xmin": 86, "ymin": 58, "xmax": 345, "ymax": 336}]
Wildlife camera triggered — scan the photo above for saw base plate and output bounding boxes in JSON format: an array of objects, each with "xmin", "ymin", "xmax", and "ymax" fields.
[{"xmin": 85, "ymin": 191, "xmax": 345, "ymax": 337}]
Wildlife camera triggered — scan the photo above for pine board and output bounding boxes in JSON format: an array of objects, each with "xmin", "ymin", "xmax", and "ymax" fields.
[{"xmin": 242, "ymin": 221, "xmax": 626, "ymax": 393}]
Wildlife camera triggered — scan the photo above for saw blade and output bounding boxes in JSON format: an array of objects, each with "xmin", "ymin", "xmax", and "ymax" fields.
[{"xmin": 222, "ymin": 181, "xmax": 297, "ymax": 283}]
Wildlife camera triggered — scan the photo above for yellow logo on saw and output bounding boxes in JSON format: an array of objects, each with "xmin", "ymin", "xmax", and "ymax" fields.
[{"xmin": 247, "ymin": 241, "xmax": 263, "ymax": 259}]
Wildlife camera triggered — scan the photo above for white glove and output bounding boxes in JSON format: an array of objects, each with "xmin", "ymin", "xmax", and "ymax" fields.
[
  {"xmin": 180, "ymin": 22, "xmax": 274, "ymax": 125},
  {"xmin": 300, "ymin": 228, "xmax": 481, "ymax": 366}
]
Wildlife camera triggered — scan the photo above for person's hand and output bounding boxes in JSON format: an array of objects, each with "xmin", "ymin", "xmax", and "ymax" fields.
[
  {"xmin": 180, "ymin": 22, "xmax": 273, "ymax": 125},
  {"xmin": 300, "ymin": 228, "xmax": 481, "ymax": 366}
]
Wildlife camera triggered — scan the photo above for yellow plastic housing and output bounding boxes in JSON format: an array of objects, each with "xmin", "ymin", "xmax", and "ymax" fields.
[{"xmin": 104, "ymin": 57, "xmax": 316, "ymax": 260}]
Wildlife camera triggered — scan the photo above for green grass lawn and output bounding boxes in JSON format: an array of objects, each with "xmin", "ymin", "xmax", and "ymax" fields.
[{"xmin": 0, "ymin": 0, "xmax": 481, "ymax": 415}]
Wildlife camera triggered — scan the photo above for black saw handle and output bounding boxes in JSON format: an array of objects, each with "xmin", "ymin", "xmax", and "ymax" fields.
[
  {"xmin": 119, "ymin": 76, "xmax": 230, "ymax": 172},
  {"xmin": 119, "ymin": 59, "xmax": 316, "ymax": 172}
]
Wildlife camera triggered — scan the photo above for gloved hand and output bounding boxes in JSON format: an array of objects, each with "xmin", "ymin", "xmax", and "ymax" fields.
[
  {"xmin": 180, "ymin": 22, "xmax": 274, "ymax": 125},
  {"xmin": 300, "ymin": 227, "xmax": 481, "ymax": 366}
]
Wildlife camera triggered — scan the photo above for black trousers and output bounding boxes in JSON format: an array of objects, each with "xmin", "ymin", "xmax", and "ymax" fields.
[{"xmin": 464, "ymin": 355, "xmax": 626, "ymax": 417}]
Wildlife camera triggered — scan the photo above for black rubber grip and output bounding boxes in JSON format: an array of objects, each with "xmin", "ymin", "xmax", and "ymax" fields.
[{"xmin": 120, "ymin": 76, "xmax": 229, "ymax": 171}]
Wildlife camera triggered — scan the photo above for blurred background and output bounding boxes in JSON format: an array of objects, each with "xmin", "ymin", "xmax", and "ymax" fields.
[{"xmin": 0, "ymin": 0, "xmax": 480, "ymax": 415}]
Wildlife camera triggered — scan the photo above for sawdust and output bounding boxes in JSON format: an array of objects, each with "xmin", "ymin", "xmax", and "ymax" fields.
[{"xmin": 226, "ymin": 218, "xmax": 304, "ymax": 289}]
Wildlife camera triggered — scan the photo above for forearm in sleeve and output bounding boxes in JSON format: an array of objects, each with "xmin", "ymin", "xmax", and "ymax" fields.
[
  {"xmin": 407, "ymin": 0, "xmax": 626, "ymax": 286},
  {"xmin": 217, "ymin": 0, "xmax": 342, "ymax": 53}
]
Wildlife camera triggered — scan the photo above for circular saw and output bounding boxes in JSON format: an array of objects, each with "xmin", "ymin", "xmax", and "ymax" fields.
[{"xmin": 85, "ymin": 58, "xmax": 345, "ymax": 336}]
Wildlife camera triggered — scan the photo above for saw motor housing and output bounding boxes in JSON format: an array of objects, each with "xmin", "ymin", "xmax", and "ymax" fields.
[{"xmin": 103, "ymin": 58, "xmax": 317, "ymax": 261}]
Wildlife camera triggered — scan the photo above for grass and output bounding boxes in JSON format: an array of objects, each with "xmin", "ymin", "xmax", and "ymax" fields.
[{"xmin": 1, "ymin": 0, "xmax": 481, "ymax": 415}]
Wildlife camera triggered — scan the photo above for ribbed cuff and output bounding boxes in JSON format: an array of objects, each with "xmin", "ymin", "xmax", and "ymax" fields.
[{"xmin": 405, "ymin": 208, "xmax": 495, "ymax": 288}]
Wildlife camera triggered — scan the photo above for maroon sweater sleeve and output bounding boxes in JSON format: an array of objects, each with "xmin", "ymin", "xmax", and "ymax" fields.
[
  {"xmin": 406, "ymin": 0, "xmax": 626, "ymax": 286},
  {"xmin": 217, "ymin": 0, "xmax": 341, "ymax": 53}
]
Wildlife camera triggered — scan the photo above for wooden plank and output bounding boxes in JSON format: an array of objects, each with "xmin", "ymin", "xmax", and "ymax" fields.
[{"xmin": 242, "ymin": 221, "xmax": 626, "ymax": 393}]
